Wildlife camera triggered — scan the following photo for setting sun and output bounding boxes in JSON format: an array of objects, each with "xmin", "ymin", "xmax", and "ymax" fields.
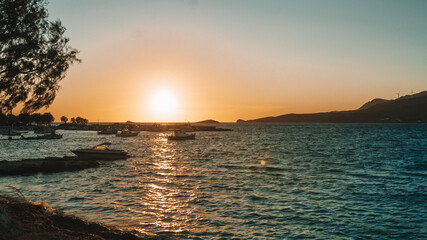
[{"xmin": 148, "ymin": 89, "xmax": 179, "ymax": 121}]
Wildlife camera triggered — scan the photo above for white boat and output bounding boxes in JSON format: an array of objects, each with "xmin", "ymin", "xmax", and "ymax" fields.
[
  {"xmin": 1, "ymin": 128, "xmax": 21, "ymax": 136},
  {"xmin": 116, "ymin": 129, "xmax": 139, "ymax": 137},
  {"xmin": 97, "ymin": 128, "xmax": 117, "ymax": 135},
  {"xmin": 167, "ymin": 130, "xmax": 195, "ymax": 140},
  {"xmin": 22, "ymin": 131, "xmax": 62, "ymax": 140},
  {"xmin": 71, "ymin": 142, "xmax": 129, "ymax": 160}
]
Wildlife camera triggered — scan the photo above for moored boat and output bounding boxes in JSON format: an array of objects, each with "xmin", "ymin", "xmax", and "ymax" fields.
[
  {"xmin": 21, "ymin": 134, "xmax": 62, "ymax": 140},
  {"xmin": 1, "ymin": 128, "xmax": 21, "ymax": 136},
  {"xmin": 116, "ymin": 129, "xmax": 139, "ymax": 137},
  {"xmin": 71, "ymin": 142, "xmax": 130, "ymax": 160},
  {"xmin": 21, "ymin": 131, "xmax": 62, "ymax": 140},
  {"xmin": 34, "ymin": 126, "xmax": 54, "ymax": 134},
  {"xmin": 97, "ymin": 128, "xmax": 117, "ymax": 135},
  {"xmin": 167, "ymin": 130, "xmax": 195, "ymax": 140}
]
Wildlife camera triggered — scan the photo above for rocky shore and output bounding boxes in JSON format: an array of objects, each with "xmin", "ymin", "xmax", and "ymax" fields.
[
  {"xmin": 0, "ymin": 197, "xmax": 157, "ymax": 240},
  {"xmin": 0, "ymin": 157, "xmax": 99, "ymax": 176}
]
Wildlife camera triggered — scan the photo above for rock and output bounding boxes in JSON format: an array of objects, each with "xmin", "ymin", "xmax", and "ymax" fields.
[
  {"xmin": 0, "ymin": 197, "xmax": 157, "ymax": 239},
  {"xmin": 0, "ymin": 204, "xmax": 11, "ymax": 229},
  {"xmin": 0, "ymin": 157, "xmax": 99, "ymax": 176}
]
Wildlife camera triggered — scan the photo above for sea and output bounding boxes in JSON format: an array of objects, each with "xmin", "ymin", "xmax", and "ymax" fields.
[{"xmin": 0, "ymin": 123, "xmax": 426, "ymax": 239}]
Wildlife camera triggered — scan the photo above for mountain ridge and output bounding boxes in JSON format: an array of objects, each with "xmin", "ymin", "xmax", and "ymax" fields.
[{"xmin": 239, "ymin": 91, "xmax": 427, "ymax": 123}]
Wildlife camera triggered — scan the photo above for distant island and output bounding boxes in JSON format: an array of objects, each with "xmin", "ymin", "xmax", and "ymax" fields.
[
  {"xmin": 194, "ymin": 119, "xmax": 220, "ymax": 124},
  {"xmin": 238, "ymin": 91, "xmax": 427, "ymax": 123}
]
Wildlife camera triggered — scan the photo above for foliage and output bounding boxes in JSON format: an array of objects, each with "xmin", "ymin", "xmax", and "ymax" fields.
[
  {"xmin": 41, "ymin": 112, "xmax": 54, "ymax": 124},
  {"xmin": 0, "ymin": 111, "xmax": 6, "ymax": 125},
  {"xmin": 17, "ymin": 112, "xmax": 31, "ymax": 125},
  {"xmin": 75, "ymin": 116, "xmax": 88, "ymax": 124},
  {"xmin": 0, "ymin": 112, "xmax": 54, "ymax": 125},
  {"xmin": 0, "ymin": 0, "xmax": 80, "ymax": 114},
  {"xmin": 60, "ymin": 115, "xmax": 68, "ymax": 123}
]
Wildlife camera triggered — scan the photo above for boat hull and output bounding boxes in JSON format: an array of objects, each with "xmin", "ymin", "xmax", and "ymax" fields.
[
  {"xmin": 97, "ymin": 131, "xmax": 117, "ymax": 135},
  {"xmin": 21, "ymin": 134, "xmax": 62, "ymax": 140},
  {"xmin": 71, "ymin": 150, "xmax": 129, "ymax": 160},
  {"xmin": 167, "ymin": 134, "xmax": 195, "ymax": 140},
  {"xmin": 116, "ymin": 132, "xmax": 139, "ymax": 137}
]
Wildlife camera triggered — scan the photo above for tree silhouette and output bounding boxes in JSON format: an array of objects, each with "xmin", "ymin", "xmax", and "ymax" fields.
[
  {"xmin": 30, "ymin": 113, "xmax": 42, "ymax": 124},
  {"xmin": 70, "ymin": 117, "xmax": 76, "ymax": 124},
  {"xmin": 41, "ymin": 112, "xmax": 54, "ymax": 124},
  {"xmin": 0, "ymin": 0, "xmax": 80, "ymax": 114},
  {"xmin": 60, "ymin": 115, "xmax": 68, "ymax": 124},
  {"xmin": 17, "ymin": 113, "xmax": 31, "ymax": 125},
  {"xmin": 75, "ymin": 116, "xmax": 88, "ymax": 124},
  {"xmin": 0, "ymin": 112, "xmax": 7, "ymax": 125}
]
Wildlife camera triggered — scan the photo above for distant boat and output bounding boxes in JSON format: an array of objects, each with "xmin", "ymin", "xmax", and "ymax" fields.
[
  {"xmin": 1, "ymin": 128, "xmax": 21, "ymax": 136},
  {"xmin": 34, "ymin": 126, "xmax": 54, "ymax": 134},
  {"xmin": 116, "ymin": 129, "xmax": 139, "ymax": 137},
  {"xmin": 167, "ymin": 130, "xmax": 195, "ymax": 140},
  {"xmin": 97, "ymin": 128, "xmax": 117, "ymax": 135},
  {"xmin": 147, "ymin": 123, "xmax": 164, "ymax": 132},
  {"xmin": 21, "ymin": 131, "xmax": 62, "ymax": 140},
  {"xmin": 72, "ymin": 142, "xmax": 130, "ymax": 160}
]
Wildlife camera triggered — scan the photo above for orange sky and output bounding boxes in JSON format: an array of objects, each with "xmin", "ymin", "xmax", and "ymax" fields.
[{"xmin": 41, "ymin": 1, "xmax": 427, "ymax": 122}]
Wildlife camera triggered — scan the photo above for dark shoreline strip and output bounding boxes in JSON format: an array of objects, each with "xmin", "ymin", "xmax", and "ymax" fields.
[
  {"xmin": 0, "ymin": 197, "xmax": 157, "ymax": 240},
  {"xmin": 0, "ymin": 157, "xmax": 99, "ymax": 176}
]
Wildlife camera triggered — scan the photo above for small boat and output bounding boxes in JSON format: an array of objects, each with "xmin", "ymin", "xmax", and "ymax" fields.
[
  {"xmin": 1, "ymin": 128, "xmax": 21, "ymax": 136},
  {"xmin": 167, "ymin": 130, "xmax": 195, "ymax": 140},
  {"xmin": 21, "ymin": 131, "xmax": 62, "ymax": 140},
  {"xmin": 71, "ymin": 142, "xmax": 130, "ymax": 160},
  {"xmin": 116, "ymin": 129, "xmax": 139, "ymax": 137},
  {"xmin": 34, "ymin": 126, "xmax": 54, "ymax": 134},
  {"xmin": 97, "ymin": 128, "xmax": 117, "ymax": 135}
]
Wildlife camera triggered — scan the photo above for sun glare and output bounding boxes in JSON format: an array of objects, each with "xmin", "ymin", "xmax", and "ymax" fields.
[{"xmin": 148, "ymin": 89, "xmax": 179, "ymax": 121}]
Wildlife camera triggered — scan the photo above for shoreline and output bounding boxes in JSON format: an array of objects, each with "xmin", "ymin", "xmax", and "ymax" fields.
[
  {"xmin": 0, "ymin": 197, "xmax": 159, "ymax": 240},
  {"xmin": 0, "ymin": 157, "xmax": 100, "ymax": 176}
]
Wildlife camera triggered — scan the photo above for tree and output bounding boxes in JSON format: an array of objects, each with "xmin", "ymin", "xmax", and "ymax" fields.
[
  {"xmin": 0, "ymin": 111, "xmax": 6, "ymax": 125},
  {"xmin": 6, "ymin": 114, "xmax": 18, "ymax": 126},
  {"xmin": 0, "ymin": 0, "xmax": 80, "ymax": 114},
  {"xmin": 70, "ymin": 117, "xmax": 76, "ymax": 124},
  {"xmin": 60, "ymin": 115, "xmax": 68, "ymax": 124},
  {"xmin": 30, "ymin": 113, "xmax": 42, "ymax": 124},
  {"xmin": 41, "ymin": 112, "xmax": 54, "ymax": 124},
  {"xmin": 74, "ymin": 116, "xmax": 88, "ymax": 125},
  {"xmin": 75, "ymin": 116, "xmax": 82, "ymax": 124},
  {"xmin": 17, "ymin": 112, "xmax": 31, "ymax": 125}
]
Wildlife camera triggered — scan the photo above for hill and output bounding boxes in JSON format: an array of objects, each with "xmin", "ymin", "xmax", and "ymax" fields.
[
  {"xmin": 239, "ymin": 91, "xmax": 427, "ymax": 123},
  {"xmin": 358, "ymin": 98, "xmax": 388, "ymax": 110},
  {"xmin": 358, "ymin": 91, "xmax": 427, "ymax": 110},
  {"xmin": 194, "ymin": 119, "xmax": 220, "ymax": 124}
]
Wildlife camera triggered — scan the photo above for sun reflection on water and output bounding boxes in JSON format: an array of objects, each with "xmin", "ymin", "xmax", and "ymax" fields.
[{"xmin": 138, "ymin": 133, "xmax": 194, "ymax": 234}]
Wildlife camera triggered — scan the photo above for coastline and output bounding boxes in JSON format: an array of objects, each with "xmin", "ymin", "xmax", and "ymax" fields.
[
  {"xmin": 0, "ymin": 157, "xmax": 99, "ymax": 176},
  {"xmin": 0, "ymin": 197, "xmax": 158, "ymax": 240}
]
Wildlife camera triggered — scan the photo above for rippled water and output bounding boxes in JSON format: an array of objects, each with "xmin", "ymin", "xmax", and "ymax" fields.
[{"xmin": 1, "ymin": 124, "xmax": 426, "ymax": 239}]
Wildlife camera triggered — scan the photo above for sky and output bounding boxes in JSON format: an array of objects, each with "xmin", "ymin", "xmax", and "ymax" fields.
[{"xmin": 44, "ymin": 0, "xmax": 427, "ymax": 122}]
